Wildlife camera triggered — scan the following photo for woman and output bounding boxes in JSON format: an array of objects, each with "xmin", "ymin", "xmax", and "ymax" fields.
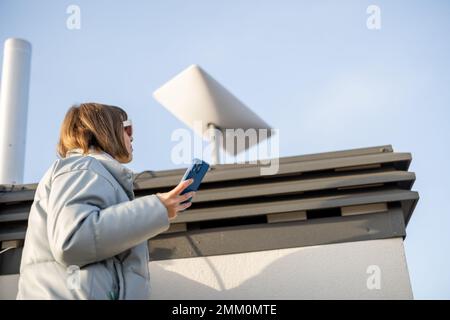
[{"xmin": 16, "ymin": 102, "xmax": 195, "ymax": 299}]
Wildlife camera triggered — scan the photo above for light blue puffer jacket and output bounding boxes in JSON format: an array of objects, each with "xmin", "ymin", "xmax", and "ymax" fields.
[{"xmin": 16, "ymin": 148, "xmax": 170, "ymax": 299}]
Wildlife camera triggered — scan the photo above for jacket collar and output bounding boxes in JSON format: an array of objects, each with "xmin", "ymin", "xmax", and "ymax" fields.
[{"xmin": 66, "ymin": 147, "xmax": 135, "ymax": 199}]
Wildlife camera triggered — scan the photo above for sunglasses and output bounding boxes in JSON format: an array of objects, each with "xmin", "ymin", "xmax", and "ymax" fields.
[{"xmin": 123, "ymin": 119, "xmax": 133, "ymax": 137}]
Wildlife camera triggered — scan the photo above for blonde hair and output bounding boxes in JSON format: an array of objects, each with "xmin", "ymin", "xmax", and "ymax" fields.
[{"xmin": 57, "ymin": 103, "xmax": 131, "ymax": 163}]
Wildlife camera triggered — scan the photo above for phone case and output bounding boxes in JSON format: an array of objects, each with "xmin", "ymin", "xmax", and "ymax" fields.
[{"xmin": 180, "ymin": 158, "xmax": 210, "ymax": 203}]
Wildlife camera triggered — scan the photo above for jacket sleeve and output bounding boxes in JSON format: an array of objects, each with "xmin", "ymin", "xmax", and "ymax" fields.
[{"xmin": 46, "ymin": 168, "xmax": 170, "ymax": 267}]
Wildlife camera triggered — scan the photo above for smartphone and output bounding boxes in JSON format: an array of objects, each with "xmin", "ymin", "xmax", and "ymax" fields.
[{"xmin": 180, "ymin": 158, "xmax": 210, "ymax": 204}]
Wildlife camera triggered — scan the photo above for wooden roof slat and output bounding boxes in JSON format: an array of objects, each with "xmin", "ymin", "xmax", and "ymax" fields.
[
  {"xmin": 172, "ymin": 189, "xmax": 419, "ymax": 223},
  {"xmin": 191, "ymin": 171, "xmax": 415, "ymax": 203},
  {"xmin": 134, "ymin": 152, "xmax": 411, "ymax": 190}
]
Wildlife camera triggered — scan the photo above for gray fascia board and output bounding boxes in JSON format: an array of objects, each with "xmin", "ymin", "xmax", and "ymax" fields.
[{"xmin": 148, "ymin": 208, "xmax": 406, "ymax": 261}]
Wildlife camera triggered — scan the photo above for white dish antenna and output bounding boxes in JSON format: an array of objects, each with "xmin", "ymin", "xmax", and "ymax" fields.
[{"xmin": 153, "ymin": 64, "xmax": 273, "ymax": 164}]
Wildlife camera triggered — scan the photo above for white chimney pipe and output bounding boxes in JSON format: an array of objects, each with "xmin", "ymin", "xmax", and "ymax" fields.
[{"xmin": 0, "ymin": 38, "xmax": 32, "ymax": 185}]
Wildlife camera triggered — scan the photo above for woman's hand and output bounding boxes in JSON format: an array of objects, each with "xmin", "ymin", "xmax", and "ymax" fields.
[{"xmin": 156, "ymin": 178, "xmax": 196, "ymax": 221}]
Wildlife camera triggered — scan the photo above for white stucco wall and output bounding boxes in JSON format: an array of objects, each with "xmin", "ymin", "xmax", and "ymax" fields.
[
  {"xmin": 0, "ymin": 237, "xmax": 413, "ymax": 299},
  {"xmin": 148, "ymin": 237, "xmax": 412, "ymax": 299}
]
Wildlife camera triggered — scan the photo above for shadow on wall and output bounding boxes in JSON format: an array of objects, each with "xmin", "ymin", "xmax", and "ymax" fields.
[{"xmin": 149, "ymin": 239, "xmax": 411, "ymax": 300}]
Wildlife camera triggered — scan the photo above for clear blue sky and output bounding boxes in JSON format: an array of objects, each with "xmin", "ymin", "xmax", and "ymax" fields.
[{"xmin": 1, "ymin": 0, "xmax": 449, "ymax": 299}]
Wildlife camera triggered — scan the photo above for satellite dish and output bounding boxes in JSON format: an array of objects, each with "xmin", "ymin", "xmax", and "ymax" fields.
[{"xmin": 153, "ymin": 64, "xmax": 273, "ymax": 164}]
